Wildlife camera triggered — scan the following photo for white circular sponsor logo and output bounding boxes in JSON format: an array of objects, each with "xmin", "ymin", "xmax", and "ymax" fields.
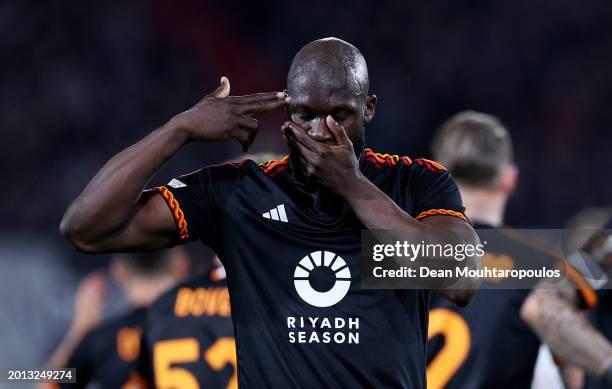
[{"xmin": 293, "ymin": 251, "xmax": 351, "ymax": 307}]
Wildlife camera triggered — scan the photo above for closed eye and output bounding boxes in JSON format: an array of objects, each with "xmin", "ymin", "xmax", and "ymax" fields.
[
  {"xmin": 331, "ymin": 107, "xmax": 356, "ymax": 122},
  {"xmin": 291, "ymin": 109, "xmax": 314, "ymax": 122}
]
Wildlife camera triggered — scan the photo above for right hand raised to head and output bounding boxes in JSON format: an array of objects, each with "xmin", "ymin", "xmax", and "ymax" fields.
[{"xmin": 171, "ymin": 77, "xmax": 290, "ymax": 151}]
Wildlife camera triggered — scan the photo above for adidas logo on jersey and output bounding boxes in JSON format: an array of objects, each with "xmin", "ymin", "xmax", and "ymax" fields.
[{"xmin": 262, "ymin": 204, "xmax": 288, "ymax": 222}]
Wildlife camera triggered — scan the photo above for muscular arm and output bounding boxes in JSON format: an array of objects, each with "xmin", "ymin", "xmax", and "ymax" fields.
[
  {"xmin": 521, "ymin": 279, "xmax": 612, "ymax": 378},
  {"xmin": 60, "ymin": 78, "xmax": 288, "ymax": 253},
  {"xmin": 339, "ymin": 175, "xmax": 482, "ymax": 306},
  {"xmin": 60, "ymin": 123, "xmax": 186, "ymax": 252}
]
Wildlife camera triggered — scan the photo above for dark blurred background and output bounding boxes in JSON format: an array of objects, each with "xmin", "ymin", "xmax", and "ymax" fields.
[{"xmin": 0, "ymin": 0, "xmax": 610, "ymax": 373}]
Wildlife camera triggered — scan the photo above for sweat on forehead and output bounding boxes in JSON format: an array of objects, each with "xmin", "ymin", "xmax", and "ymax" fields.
[{"xmin": 287, "ymin": 38, "xmax": 369, "ymax": 99}]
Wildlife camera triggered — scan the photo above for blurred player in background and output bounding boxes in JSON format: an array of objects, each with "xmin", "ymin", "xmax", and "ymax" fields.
[
  {"xmin": 42, "ymin": 249, "xmax": 187, "ymax": 388},
  {"xmin": 134, "ymin": 258, "xmax": 234, "ymax": 389},
  {"xmin": 522, "ymin": 209, "xmax": 612, "ymax": 389},
  {"xmin": 425, "ymin": 111, "xmax": 591, "ymax": 388}
]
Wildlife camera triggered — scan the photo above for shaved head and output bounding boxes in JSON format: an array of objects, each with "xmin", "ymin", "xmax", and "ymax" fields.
[
  {"xmin": 288, "ymin": 37, "xmax": 369, "ymax": 100},
  {"xmin": 285, "ymin": 38, "xmax": 376, "ymax": 158}
]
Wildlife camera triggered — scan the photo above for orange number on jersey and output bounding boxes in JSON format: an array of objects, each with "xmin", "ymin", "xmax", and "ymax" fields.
[
  {"xmin": 153, "ymin": 337, "xmax": 237, "ymax": 389},
  {"xmin": 204, "ymin": 337, "xmax": 238, "ymax": 389},
  {"xmin": 154, "ymin": 338, "xmax": 200, "ymax": 389},
  {"xmin": 426, "ymin": 308, "xmax": 471, "ymax": 389}
]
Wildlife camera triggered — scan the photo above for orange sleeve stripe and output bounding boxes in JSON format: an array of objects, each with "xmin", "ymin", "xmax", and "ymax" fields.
[
  {"xmin": 415, "ymin": 209, "xmax": 469, "ymax": 223},
  {"xmin": 557, "ymin": 260, "xmax": 598, "ymax": 309},
  {"xmin": 156, "ymin": 186, "xmax": 190, "ymax": 243}
]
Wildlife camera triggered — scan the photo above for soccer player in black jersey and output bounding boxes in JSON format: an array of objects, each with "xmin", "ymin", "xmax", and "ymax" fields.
[
  {"xmin": 43, "ymin": 251, "xmax": 181, "ymax": 389},
  {"xmin": 60, "ymin": 37, "xmax": 481, "ymax": 388},
  {"xmin": 426, "ymin": 111, "xmax": 597, "ymax": 389},
  {"xmin": 134, "ymin": 263, "xmax": 235, "ymax": 389}
]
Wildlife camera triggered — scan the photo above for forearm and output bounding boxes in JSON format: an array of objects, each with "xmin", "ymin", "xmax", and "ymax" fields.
[
  {"xmin": 342, "ymin": 176, "xmax": 479, "ymax": 263},
  {"xmin": 523, "ymin": 289, "xmax": 612, "ymax": 377},
  {"xmin": 60, "ymin": 121, "xmax": 187, "ymax": 243},
  {"xmin": 341, "ymin": 175, "xmax": 481, "ymax": 297},
  {"xmin": 44, "ymin": 328, "xmax": 85, "ymax": 369},
  {"xmin": 341, "ymin": 175, "xmax": 424, "ymax": 231}
]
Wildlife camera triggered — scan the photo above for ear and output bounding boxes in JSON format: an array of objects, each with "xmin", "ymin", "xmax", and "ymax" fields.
[
  {"xmin": 364, "ymin": 95, "xmax": 377, "ymax": 124},
  {"xmin": 498, "ymin": 164, "xmax": 518, "ymax": 196}
]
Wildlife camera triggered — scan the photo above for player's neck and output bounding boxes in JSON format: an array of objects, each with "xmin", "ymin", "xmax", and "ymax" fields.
[
  {"xmin": 124, "ymin": 275, "xmax": 175, "ymax": 308},
  {"xmin": 459, "ymin": 185, "xmax": 507, "ymax": 228},
  {"xmin": 288, "ymin": 154, "xmax": 318, "ymax": 190}
]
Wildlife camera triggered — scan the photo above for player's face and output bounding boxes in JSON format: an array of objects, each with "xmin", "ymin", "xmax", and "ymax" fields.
[{"xmin": 286, "ymin": 80, "xmax": 375, "ymax": 156}]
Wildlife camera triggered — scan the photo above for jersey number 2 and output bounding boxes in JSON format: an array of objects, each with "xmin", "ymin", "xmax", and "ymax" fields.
[
  {"xmin": 426, "ymin": 308, "xmax": 471, "ymax": 389},
  {"xmin": 154, "ymin": 337, "xmax": 237, "ymax": 389}
]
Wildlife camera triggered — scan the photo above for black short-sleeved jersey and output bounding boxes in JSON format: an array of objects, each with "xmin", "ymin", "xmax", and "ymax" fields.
[
  {"xmin": 135, "ymin": 266, "xmax": 235, "ymax": 389},
  {"xmin": 426, "ymin": 225, "xmax": 594, "ymax": 389},
  {"xmin": 157, "ymin": 149, "xmax": 467, "ymax": 388},
  {"xmin": 61, "ymin": 307, "xmax": 146, "ymax": 389}
]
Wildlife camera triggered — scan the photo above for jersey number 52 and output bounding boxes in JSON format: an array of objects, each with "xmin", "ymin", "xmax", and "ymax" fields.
[{"xmin": 154, "ymin": 337, "xmax": 237, "ymax": 389}]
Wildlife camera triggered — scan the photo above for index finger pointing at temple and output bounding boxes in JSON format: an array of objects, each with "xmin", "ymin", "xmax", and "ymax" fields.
[{"xmin": 233, "ymin": 92, "xmax": 291, "ymax": 114}]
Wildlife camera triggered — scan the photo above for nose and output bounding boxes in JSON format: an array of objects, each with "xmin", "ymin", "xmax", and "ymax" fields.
[{"xmin": 307, "ymin": 117, "xmax": 334, "ymax": 143}]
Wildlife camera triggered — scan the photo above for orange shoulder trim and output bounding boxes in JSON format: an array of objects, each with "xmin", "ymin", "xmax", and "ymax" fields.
[
  {"xmin": 415, "ymin": 209, "xmax": 469, "ymax": 223},
  {"xmin": 260, "ymin": 155, "xmax": 289, "ymax": 176},
  {"xmin": 156, "ymin": 186, "xmax": 189, "ymax": 243},
  {"xmin": 415, "ymin": 158, "xmax": 447, "ymax": 172},
  {"xmin": 363, "ymin": 148, "xmax": 412, "ymax": 167}
]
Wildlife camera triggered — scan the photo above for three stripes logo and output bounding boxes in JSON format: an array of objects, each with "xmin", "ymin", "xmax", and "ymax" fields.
[
  {"xmin": 293, "ymin": 251, "xmax": 351, "ymax": 308},
  {"xmin": 262, "ymin": 204, "xmax": 288, "ymax": 223}
]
